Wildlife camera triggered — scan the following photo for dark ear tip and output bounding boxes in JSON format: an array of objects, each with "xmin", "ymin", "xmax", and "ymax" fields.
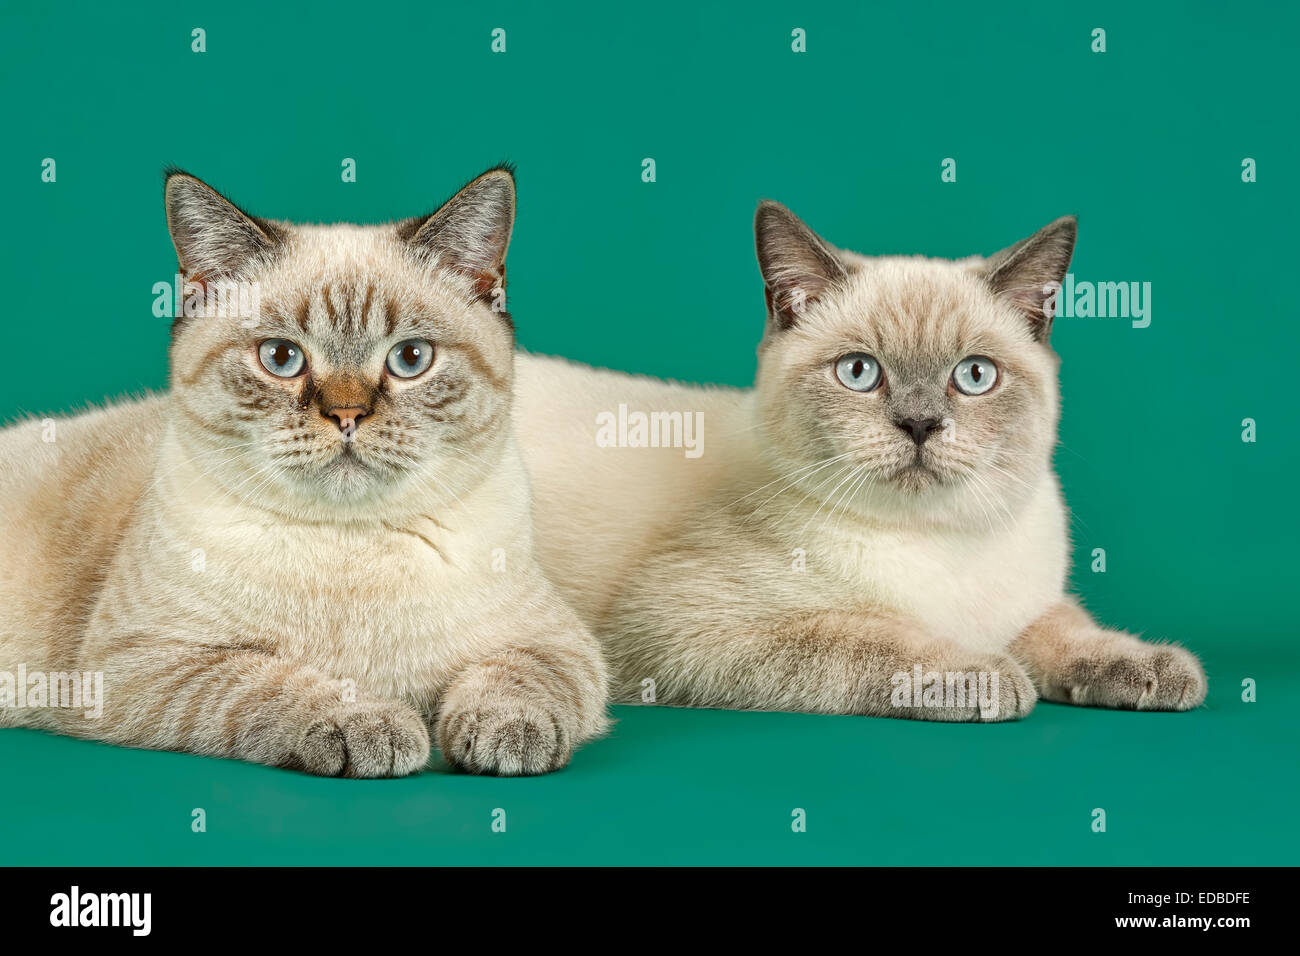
[
  {"xmin": 162, "ymin": 168, "xmax": 198, "ymax": 198},
  {"xmin": 472, "ymin": 166, "xmax": 517, "ymax": 211},
  {"xmin": 755, "ymin": 199, "xmax": 793, "ymax": 229},
  {"xmin": 162, "ymin": 169, "xmax": 210, "ymax": 207},
  {"xmin": 162, "ymin": 169, "xmax": 203, "ymax": 212},
  {"xmin": 478, "ymin": 163, "xmax": 517, "ymax": 188}
]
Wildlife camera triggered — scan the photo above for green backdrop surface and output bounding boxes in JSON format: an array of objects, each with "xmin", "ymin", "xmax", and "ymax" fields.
[{"xmin": 0, "ymin": 0, "xmax": 1295, "ymax": 865}]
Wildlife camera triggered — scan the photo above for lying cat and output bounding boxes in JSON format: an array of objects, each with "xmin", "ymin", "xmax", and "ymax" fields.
[
  {"xmin": 0, "ymin": 168, "xmax": 608, "ymax": 774},
  {"xmin": 515, "ymin": 204, "xmax": 1206, "ymax": 720}
]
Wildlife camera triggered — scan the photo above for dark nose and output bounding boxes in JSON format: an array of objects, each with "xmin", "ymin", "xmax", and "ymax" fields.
[
  {"xmin": 326, "ymin": 406, "xmax": 368, "ymax": 433},
  {"xmin": 896, "ymin": 417, "xmax": 941, "ymax": 445}
]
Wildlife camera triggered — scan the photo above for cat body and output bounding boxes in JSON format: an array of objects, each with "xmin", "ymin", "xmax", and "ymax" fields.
[
  {"xmin": 517, "ymin": 354, "xmax": 1068, "ymax": 660},
  {"xmin": 1, "ymin": 400, "xmax": 550, "ymax": 710},
  {"xmin": 0, "ymin": 169, "xmax": 608, "ymax": 775},
  {"xmin": 517, "ymin": 207, "xmax": 1205, "ymax": 720}
]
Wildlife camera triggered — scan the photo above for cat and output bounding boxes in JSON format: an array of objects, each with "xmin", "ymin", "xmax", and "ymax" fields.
[
  {"xmin": 0, "ymin": 167, "xmax": 608, "ymax": 775},
  {"xmin": 514, "ymin": 203, "xmax": 1207, "ymax": 720}
]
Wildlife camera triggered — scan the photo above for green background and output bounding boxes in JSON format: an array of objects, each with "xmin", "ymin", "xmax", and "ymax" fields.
[{"xmin": 1, "ymin": 0, "xmax": 1295, "ymax": 865}]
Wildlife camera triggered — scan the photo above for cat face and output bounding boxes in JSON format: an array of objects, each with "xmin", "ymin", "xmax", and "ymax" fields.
[
  {"xmin": 752, "ymin": 202, "xmax": 1076, "ymax": 525},
  {"xmin": 163, "ymin": 168, "xmax": 516, "ymax": 518}
]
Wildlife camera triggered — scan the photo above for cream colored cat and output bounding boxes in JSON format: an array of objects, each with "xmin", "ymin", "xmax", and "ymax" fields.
[
  {"xmin": 515, "ymin": 204, "xmax": 1206, "ymax": 720},
  {"xmin": 0, "ymin": 168, "xmax": 608, "ymax": 775}
]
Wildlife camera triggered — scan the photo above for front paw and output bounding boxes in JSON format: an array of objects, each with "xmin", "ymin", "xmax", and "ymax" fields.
[
  {"xmin": 979, "ymin": 655, "xmax": 1039, "ymax": 721},
  {"xmin": 437, "ymin": 698, "xmax": 571, "ymax": 776},
  {"xmin": 296, "ymin": 699, "xmax": 431, "ymax": 778},
  {"xmin": 1060, "ymin": 643, "xmax": 1206, "ymax": 711},
  {"xmin": 893, "ymin": 653, "xmax": 1037, "ymax": 722}
]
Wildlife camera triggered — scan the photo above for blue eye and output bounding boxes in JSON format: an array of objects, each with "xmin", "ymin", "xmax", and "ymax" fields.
[
  {"xmin": 386, "ymin": 339, "xmax": 434, "ymax": 378},
  {"xmin": 834, "ymin": 353, "xmax": 882, "ymax": 392},
  {"xmin": 258, "ymin": 339, "xmax": 306, "ymax": 377},
  {"xmin": 952, "ymin": 356, "xmax": 998, "ymax": 395}
]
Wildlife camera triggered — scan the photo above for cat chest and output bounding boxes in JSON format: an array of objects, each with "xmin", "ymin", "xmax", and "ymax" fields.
[
  {"xmin": 827, "ymin": 525, "xmax": 1066, "ymax": 653},
  {"xmin": 174, "ymin": 525, "xmax": 500, "ymax": 697}
]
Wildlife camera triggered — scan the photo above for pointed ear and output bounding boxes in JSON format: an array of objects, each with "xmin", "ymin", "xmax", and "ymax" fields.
[
  {"xmin": 755, "ymin": 200, "xmax": 848, "ymax": 331},
  {"xmin": 401, "ymin": 166, "xmax": 516, "ymax": 302},
  {"xmin": 164, "ymin": 170, "xmax": 281, "ymax": 279},
  {"xmin": 982, "ymin": 215, "xmax": 1077, "ymax": 341}
]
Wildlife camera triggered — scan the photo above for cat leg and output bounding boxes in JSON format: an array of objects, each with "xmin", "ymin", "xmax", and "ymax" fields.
[
  {"xmin": 1010, "ymin": 600, "xmax": 1206, "ymax": 710},
  {"xmin": 611, "ymin": 608, "xmax": 1037, "ymax": 721},
  {"xmin": 74, "ymin": 640, "xmax": 430, "ymax": 777},
  {"xmin": 436, "ymin": 627, "xmax": 609, "ymax": 776}
]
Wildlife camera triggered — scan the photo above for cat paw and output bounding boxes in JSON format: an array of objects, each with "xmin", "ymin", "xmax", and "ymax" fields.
[
  {"xmin": 1058, "ymin": 643, "xmax": 1206, "ymax": 711},
  {"xmin": 437, "ymin": 698, "xmax": 571, "ymax": 776},
  {"xmin": 296, "ymin": 699, "xmax": 430, "ymax": 778},
  {"xmin": 967, "ymin": 654, "xmax": 1037, "ymax": 722},
  {"xmin": 979, "ymin": 655, "xmax": 1038, "ymax": 721},
  {"xmin": 894, "ymin": 653, "xmax": 1037, "ymax": 722}
]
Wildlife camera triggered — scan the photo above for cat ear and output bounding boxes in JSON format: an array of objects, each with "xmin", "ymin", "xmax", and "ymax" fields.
[
  {"xmin": 755, "ymin": 200, "xmax": 848, "ymax": 331},
  {"xmin": 164, "ymin": 170, "xmax": 281, "ymax": 279},
  {"xmin": 982, "ymin": 215, "xmax": 1077, "ymax": 341},
  {"xmin": 401, "ymin": 166, "xmax": 516, "ymax": 302}
]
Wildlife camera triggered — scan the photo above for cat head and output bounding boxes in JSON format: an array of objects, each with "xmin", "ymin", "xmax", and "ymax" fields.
[
  {"xmin": 751, "ymin": 202, "xmax": 1076, "ymax": 526},
  {"xmin": 163, "ymin": 166, "xmax": 516, "ymax": 518}
]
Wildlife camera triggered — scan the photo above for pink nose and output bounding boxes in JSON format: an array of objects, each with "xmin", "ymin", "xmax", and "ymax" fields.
[{"xmin": 327, "ymin": 406, "xmax": 367, "ymax": 433}]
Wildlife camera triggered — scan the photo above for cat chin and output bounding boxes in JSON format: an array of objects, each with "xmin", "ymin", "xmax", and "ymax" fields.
[
  {"xmin": 318, "ymin": 463, "xmax": 398, "ymax": 499},
  {"xmin": 285, "ymin": 448, "xmax": 481, "ymax": 516},
  {"xmin": 887, "ymin": 462, "xmax": 944, "ymax": 492},
  {"xmin": 271, "ymin": 452, "xmax": 397, "ymax": 509}
]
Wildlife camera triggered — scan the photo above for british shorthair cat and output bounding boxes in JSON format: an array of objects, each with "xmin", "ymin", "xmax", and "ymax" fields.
[
  {"xmin": 515, "ymin": 204, "xmax": 1206, "ymax": 720},
  {"xmin": 0, "ymin": 168, "xmax": 608, "ymax": 775}
]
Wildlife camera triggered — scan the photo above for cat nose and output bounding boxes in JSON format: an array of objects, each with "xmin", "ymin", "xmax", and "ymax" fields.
[
  {"xmin": 326, "ymin": 406, "xmax": 368, "ymax": 432},
  {"xmin": 896, "ymin": 417, "xmax": 941, "ymax": 445}
]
